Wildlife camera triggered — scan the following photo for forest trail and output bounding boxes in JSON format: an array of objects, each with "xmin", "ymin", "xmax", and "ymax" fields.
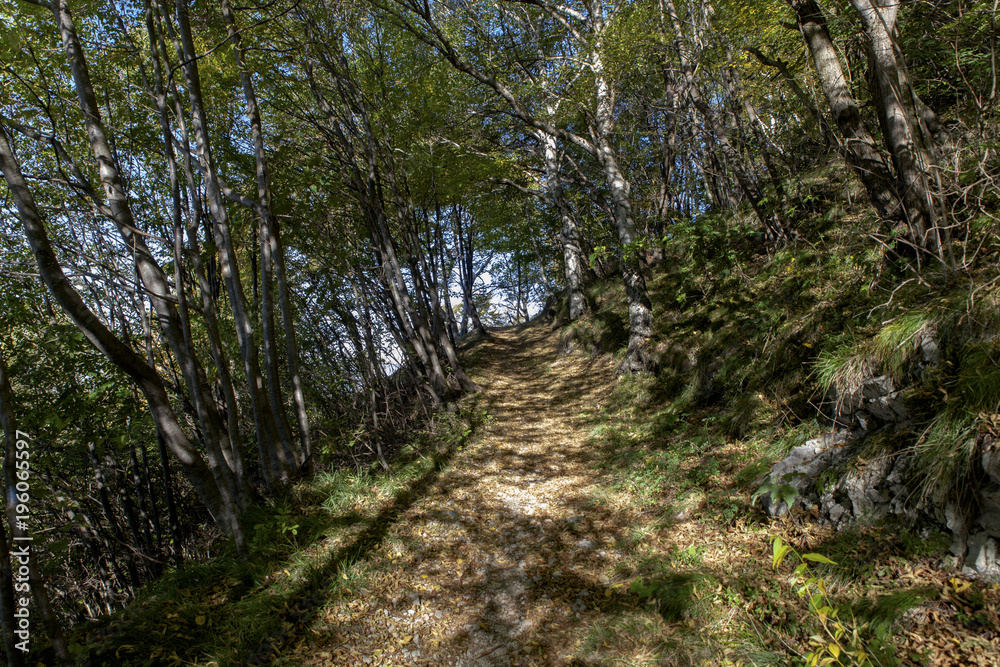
[
  {"xmin": 282, "ymin": 321, "xmax": 627, "ymax": 666},
  {"xmin": 270, "ymin": 318, "xmax": 996, "ymax": 667}
]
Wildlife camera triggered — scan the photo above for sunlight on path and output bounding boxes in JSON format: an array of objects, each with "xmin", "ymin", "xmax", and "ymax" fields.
[{"xmin": 282, "ymin": 323, "xmax": 619, "ymax": 666}]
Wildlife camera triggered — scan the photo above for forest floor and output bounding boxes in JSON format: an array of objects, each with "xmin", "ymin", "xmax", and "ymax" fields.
[
  {"xmin": 267, "ymin": 320, "xmax": 1000, "ymax": 667},
  {"xmin": 79, "ymin": 316, "xmax": 1000, "ymax": 666}
]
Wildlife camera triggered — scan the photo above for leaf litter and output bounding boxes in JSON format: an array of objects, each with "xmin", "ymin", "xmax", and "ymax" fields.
[{"xmin": 272, "ymin": 322, "xmax": 999, "ymax": 666}]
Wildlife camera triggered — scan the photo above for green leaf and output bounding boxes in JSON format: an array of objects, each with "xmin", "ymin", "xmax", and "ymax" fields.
[
  {"xmin": 772, "ymin": 537, "xmax": 790, "ymax": 569},
  {"xmin": 802, "ymin": 553, "xmax": 837, "ymax": 565}
]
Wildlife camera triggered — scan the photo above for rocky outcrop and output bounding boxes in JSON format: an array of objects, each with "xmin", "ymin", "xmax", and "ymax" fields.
[
  {"xmin": 757, "ymin": 430, "xmax": 1000, "ymax": 580},
  {"xmin": 829, "ymin": 375, "xmax": 908, "ymax": 430},
  {"xmin": 824, "ymin": 324, "xmax": 939, "ymax": 431},
  {"xmin": 757, "ymin": 430, "xmax": 852, "ymax": 517},
  {"xmin": 756, "ymin": 327, "xmax": 1000, "ymax": 580},
  {"xmin": 757, "ymin": 430, "xmax": 914, "ymax": 524}
]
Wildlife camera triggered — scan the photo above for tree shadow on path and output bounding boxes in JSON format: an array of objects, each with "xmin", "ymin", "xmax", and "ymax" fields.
[{"xmin": 245, "ymin": 437, "xmax": 463, "ymax": 665}]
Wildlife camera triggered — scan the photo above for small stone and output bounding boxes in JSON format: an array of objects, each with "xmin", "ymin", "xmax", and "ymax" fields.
[
  {"xmin": 828, "ymin": 503, "xmax": 846, "ymax": 524},
  {"xmin": 576, "ymin": 539, "xmax": 595, "ymax": 550},
  {"xmin": 571, "ymin": 600, "xmax": 586, "ymax": 612},
  {"xmin": 435, "ymin": 610, "xmax": 443, "ymax": 618},
  {"xmin": 965, "ymin": 533, "xmax": 1000, "ymax": 579}
]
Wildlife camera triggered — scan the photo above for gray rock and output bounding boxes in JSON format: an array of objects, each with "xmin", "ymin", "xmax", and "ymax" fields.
[
  {"xmin": 751, "ymin": 325, "xmax": 1000, "ymax": 584},
  {"xmin": 758, "ymin": 431, "xmax": 851, "ymax": 517},
  {"xmin": 842, "ymin": 456, "xmax": 894, "ymax": 521},
  {"xmin": 946, "ymin": 502, "xmax": 970, "ymax": 556},
  {"xmin": 977, "ymin": 487, "xmax": 1000, "ymax": 536},
  {"xmin": 886, "ymin": 456, "xmax": 915, "ymax": 518},
  {"xmin": 963, "ymin": 532, "xmax": 1000, "ymax": 580},
  {"xmin": 983, "ymin": 441, "xmax": 1000, "ymax": 485},
  {"xmin": 830, "ymin": 375, "xmax": 908, "ymax": 429},
  {"xmin": 918, "ymin": 327, "xmax": 940, "ymax": 367},
  {"xmin": 827, "ymin": 502, "xmax": 846, "ymax": 524}
]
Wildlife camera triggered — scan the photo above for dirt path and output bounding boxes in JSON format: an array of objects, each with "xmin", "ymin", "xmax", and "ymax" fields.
[{"xmin": 282, "ymin": 323, "xmax": 622, "ymax": 666}]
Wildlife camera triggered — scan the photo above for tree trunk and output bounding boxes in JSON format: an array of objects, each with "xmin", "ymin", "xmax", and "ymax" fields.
[
  {"xmin": 156, "ymin": 431, "xmax": 183, "ymax": 562},
  {"xmin": 0, "ymin": 124, "xmax": 247, "ymax": 556},
  {"xmin": 589, "ymin": 2, "xmax": 654, "ymax": 374},
  {"xmin": 662, "ymin": 0, "xmax": 788, "ymax": 244},
  {"xmin": 745, "ymin": 46, "xmax": 838, "ymax": 145},
  {"xmin": 169, "ymin": 0, "xmax": 293, "ymax": 487},
  {"xmin": 128, "ymin": 440, "xmax": 156, "ymax": 563},
  {"xmin": 147, "ymin": 0, "xmax": 246, "ymax": 484},
  {"xmin": 453, "ymin": 208, "xmax": 487, "ymax": 337},
  {"xmin": 787, "ymin": 0, "xmax": 899, "ymax": 219},
  {"xmin": 433, "ymin": 209, "xmax": 461, "ymax": 343},
  {"xmin": 726, "ymin": 46, "xmax": 792, "ymax": 244},
  {"xmin": 220, "ymin": 0, "xmax": 304, "ymax": 466},
  {"xmin": 139, "ymin": 444, "xmax": 163, "ymax": 552},
  {"xmin": 849, "ymin": 0, "xmax": 950, "ymax": 265},
  {"xmin": 56, "ymin": 0, "xmax": 243, "ymax": 511},
  {"xmin": 539, "ymin": 127, "xmax": 588, "ymax": 320},
  {"xmin": 403, "ymin": 217, "xmax": 480, "ymax": 393}
]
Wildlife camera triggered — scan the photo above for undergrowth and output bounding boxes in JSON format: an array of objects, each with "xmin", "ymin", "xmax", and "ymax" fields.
[
  {"xmin": 562, "ymin": 162, "xmax": 1000, "ymax": 665},
  {"xmin": 61, "ymin": 401, "xmax": 483, "ymax": 666}
]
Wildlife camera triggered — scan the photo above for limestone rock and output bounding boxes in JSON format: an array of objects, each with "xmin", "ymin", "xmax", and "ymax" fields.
[
  {"xmin": 758, "ymin": 431, "xmax": 851, "ymax": 517},
  {"xmin": 982, "ymin": 437, "xmax": 1000, "ymax": 485},
  {"xmin": 963, "ymin": 533, "xmax": 1000, "ymax": 581},
  {"xmin": 832, "ymin": 375, "xmax": 907, "ymax": 428},
  {"xmin": 977, "ymin": 487, "xmax": 1000, "ymax": 536},
  {"xmin": 944, "ymin": 502, "xmax": 971, "ymax": 557},
  {"xmin": 841, "ymin": 455, "xmax": 894, "ymax": 521}
]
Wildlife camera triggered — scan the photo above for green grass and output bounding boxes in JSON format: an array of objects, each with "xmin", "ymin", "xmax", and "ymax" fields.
[{"xmin": 912, "ymin": 409, "xmax": 982, "ymax": 506}]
